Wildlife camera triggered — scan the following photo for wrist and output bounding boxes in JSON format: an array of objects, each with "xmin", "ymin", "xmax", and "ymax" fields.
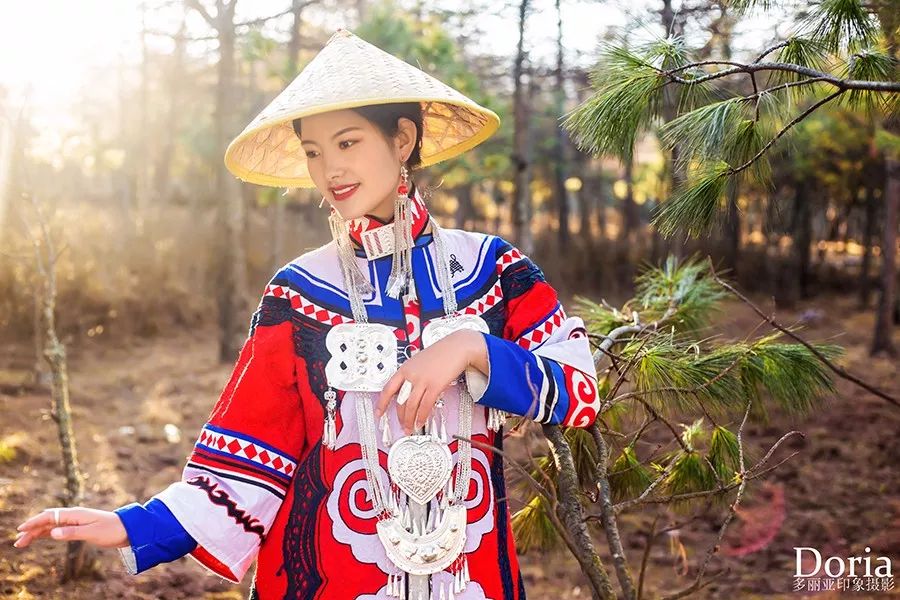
[{"xmin": 455, "ymin": 329, "xmax": 488, "ymax": 373}]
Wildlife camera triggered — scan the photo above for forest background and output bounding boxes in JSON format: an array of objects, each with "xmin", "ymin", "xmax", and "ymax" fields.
[{"xmin": 0, "ymin": 0, "xmax": 898, "ymax": 598}]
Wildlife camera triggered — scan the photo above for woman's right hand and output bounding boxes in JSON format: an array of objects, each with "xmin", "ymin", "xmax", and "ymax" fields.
[{"xmin": 13, "ymin": 507, "xmax": 130, "ymax": 549}]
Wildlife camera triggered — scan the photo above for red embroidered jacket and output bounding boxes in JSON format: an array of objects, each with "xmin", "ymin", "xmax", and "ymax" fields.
[{"xmin": 114, "ymin": 189, "xmax": 601, "ymax": 599}]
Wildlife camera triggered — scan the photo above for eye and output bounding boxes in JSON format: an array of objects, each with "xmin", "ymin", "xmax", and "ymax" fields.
[
  {"xmin": 339, "ymin": 139, "xmax": 357, "ymax": 149},
  {"xmin": 305, "ymin": 149, "xmax": 319, "ymax": 159}
]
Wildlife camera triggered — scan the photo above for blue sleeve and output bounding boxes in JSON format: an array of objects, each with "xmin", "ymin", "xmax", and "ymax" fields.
[
  {"xmin": 464, "ymin": 237, "xmax": 601, "ymax": 428},
  {"xmin": 113, "ymin": 498, "xmax": 198, "ymax": 574},
  {"xmin": 470, "ymin": 332, "xmax": 576, "ymax": 425}
]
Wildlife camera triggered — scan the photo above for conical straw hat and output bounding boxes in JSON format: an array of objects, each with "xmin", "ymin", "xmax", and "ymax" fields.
[{"xmin": 224, "ymin": 28, "xmax": 500, "ymax": 188}]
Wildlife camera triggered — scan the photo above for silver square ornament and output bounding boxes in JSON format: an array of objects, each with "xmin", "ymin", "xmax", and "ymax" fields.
[{"xmin": 325, "ymin": 323, "xmax": 398, "ymax": 391}]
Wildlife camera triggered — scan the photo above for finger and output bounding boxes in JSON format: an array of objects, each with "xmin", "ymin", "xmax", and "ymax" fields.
[
  {"xmin": 400, "ymin": 383, "xmax": 428, "ymax": 434},
  {"xmin": 46, "ymin": 523, "xmax": 98, "ymax": 543},
  {"xmin": 376, "ymin": 368, "xmax": 405, "ymax": 419},
  {"xmin": 395, "ymin": 379, "xmax": 414, "ymax": 431},
  {"xmin": 17, "ymin": 507, "xmax": 68, "ymax": 532},
  {"xmin": 16, "ymin": 510, "xmax": 56, "ymax": 532},
  {"xmin": 414, "ymin": 388, "xmax": 442, "ymax": 433},
  {"xmin": 13, "ymin": 524, "xmax": 54, "ymax": 548},
  {"xmin": 18, "ymin": 507, "xmax": 94, "ymax": 533}
]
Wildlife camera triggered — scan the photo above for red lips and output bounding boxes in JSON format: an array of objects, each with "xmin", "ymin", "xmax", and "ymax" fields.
[{"xmin": 330, "ymin": 183, "xmax": 360, "ymax": 201}]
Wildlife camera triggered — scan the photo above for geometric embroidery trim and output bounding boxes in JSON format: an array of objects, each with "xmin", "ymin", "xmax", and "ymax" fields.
[
  {"xmin": 264, "ymin": 283, "xmax": 354, "ymax": 327},
  {"xmin": 264, "ymin": 284, "xmax": 409, "ymax": 339},
  {"xmin": 495, "ymin": 247, "xmax": 524, "ymax": 274},
  {"xmin": 196, "ymin": 425, "xmax": 297, "ymax": 480},
  {"xmin": 517, "ymin": 304, "xmax": 567, "ymax": 350}
]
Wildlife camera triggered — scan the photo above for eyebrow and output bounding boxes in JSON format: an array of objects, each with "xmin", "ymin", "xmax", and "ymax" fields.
[{"xmin": 300, "ymin": 126, "xmax": 363, "ymax": 146}]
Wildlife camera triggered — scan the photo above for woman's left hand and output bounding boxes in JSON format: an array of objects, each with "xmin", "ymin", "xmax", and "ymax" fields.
[{"xmin": 376, "ymin": 329, "xmax": 487, "ymax": 435}]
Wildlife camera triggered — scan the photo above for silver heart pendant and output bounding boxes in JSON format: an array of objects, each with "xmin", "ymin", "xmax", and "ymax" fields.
[{"xmin": 387, "ymin": 435, "xmax": 453, "ymax": 505}]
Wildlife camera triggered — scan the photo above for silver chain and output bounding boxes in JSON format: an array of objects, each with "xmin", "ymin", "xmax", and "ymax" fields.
[{"xmin": 334, "ymin": 209, "xmax": 473, "ymax": 508}]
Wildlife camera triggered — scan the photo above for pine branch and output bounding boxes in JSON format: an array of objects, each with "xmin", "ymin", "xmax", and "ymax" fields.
[
  {"xmin": 728, "ymin": 89, "xmax": 845, "ymax": 175},
  {"xmin": 660, "ymin": 398, "xmax": 754, "ymax": 600},
  {"xmin": 709, "ymin": 262, "xmax": 900, "ymax": 407},
  {"xmin": 612, "ymin": 427, "xmax": 804, "ymax": 513},
  {"xmin": 660, "ymin": 60, "xmax": 900, "ymax": 92}
]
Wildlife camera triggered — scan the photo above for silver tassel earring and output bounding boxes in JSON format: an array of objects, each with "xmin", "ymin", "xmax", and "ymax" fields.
[
  {"xmin": 386, "ymin": 164, "xmax": 415, "ymax": 300},
  {"xmin": 328, "ymin": 208, "xmax": 374, "ymax": 313}
]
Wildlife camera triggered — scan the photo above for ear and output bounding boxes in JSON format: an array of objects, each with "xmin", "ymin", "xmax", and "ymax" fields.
[{"xmin": 394, "ymin": 117, "xmax": 417, "ymax": 164}]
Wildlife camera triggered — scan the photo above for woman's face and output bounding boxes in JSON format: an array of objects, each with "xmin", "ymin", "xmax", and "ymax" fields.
[{"xmin": 300, "ymin": 109, "xmax": 417, "ymax": 221}]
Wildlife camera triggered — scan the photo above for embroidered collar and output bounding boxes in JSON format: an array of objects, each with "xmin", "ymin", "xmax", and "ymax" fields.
[{"xmin": 346, "ymin": 185, "xmax": 431, "ymax": 259}]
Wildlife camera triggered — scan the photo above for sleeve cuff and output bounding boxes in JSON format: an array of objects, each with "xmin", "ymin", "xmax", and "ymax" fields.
[
  {"xmin": 117, "ymin": 544, "xmax": 138, "ymax": 575},
  {"xmin": 114, "ymin": 498, "xmax": 198, "ymax": 574}
]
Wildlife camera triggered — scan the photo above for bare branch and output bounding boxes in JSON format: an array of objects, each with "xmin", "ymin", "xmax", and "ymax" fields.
[
  {"xmin": 752, "ymin": 40, "xmax": 790, "ymax": 64},
  {"xmin": 185, "ymin": 0, "xmax": 215, "ymax": 28},
  {"xmin": 661, "ymin": 399, "xmax": 753, "ymax": 600},
  {"xmin": 544, "ymin": 425, "xmax": 618, "ymax": 599},
  {"xmin": 589, "ymin": 423, "xmax": 637, "ymax": 600}
]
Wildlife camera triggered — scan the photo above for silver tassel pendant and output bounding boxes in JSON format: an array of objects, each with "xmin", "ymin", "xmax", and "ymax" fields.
[
  {"xmin": 487, "ymin": 407, "xmax": 508, "ymax": 432},
  {"xmin": 381, "ymin": 412, "xmax": 393, "ymax": 446},
  {"xmin": 386, "ymin": 167, "xmax": 415, "ymax": 300},
  {"xmin": 323, "ymin": 388, "xmax": 338, "ymax": 449}
]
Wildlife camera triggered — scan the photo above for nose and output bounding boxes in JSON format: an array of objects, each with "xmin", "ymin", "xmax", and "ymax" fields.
[{"xmin": 323, "ymin": 153, "xmax": 348, "ymax": 185}]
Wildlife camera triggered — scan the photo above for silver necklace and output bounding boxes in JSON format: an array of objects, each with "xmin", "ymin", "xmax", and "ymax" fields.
[{"xmin": 324, "ymin": 213, "xmax": 486, "ymax": 599}]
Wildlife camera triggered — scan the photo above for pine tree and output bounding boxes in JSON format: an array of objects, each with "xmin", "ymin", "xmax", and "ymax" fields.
[
  {"xmin": 506, "ymin": 257, "xmax": 841, "ymax": 599},
  {"xmin": 562, "ymin": 0, "xmax": 900, "ymax": 356}
]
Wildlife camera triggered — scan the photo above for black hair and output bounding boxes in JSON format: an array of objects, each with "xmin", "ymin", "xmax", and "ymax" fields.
[{"xmin": 291, "ymin": 102, "xmax": 424, "ymax": 170}]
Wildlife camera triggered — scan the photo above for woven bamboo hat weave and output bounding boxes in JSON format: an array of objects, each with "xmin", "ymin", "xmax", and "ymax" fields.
[{"xmin": 223, "ymin": 28, "xmax": 500, "ymax": 188}]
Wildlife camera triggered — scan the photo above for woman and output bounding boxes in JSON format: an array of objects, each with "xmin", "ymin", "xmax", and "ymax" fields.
[{"xmin": 14, "ymin": 29, "xmax": 601, "ymax": 600}]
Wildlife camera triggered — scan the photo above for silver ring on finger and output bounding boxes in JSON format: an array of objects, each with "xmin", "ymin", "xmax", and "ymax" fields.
[
  {"xmin": 396, "ymin": 380, "xmax": 413, "ymax": 406},
  {"xmin": 53, "ymin": 508, "xmax": 60, "ymax": 525}
]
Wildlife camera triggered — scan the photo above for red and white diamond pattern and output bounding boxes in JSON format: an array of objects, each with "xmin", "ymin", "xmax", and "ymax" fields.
[
  {"xmin": 496, "ymin": 247, "xmax": 524, "ymax": 273},
  {"xmin": 517, "ymin": 305, "xmax": 567, "ymax": 350},
  {"xmin": 462, "ymin": 282, "xmax": 503, "ymax": 316},
  {"xmin": 265, "ymin": 283, "xmax": 354, "ymax": 326},
  {"xmin": 197, "ymin": 426, "xmax": 297, "ymax": 478},
  {"xmin": 264, "ymin": 283, "xmax": 408, "ymax": 339}
]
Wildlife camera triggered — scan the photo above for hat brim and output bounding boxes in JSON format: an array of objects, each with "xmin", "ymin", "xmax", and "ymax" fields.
[{"xmin": 224, "ymin": 97, "xmax": 500, "ymax": 189}]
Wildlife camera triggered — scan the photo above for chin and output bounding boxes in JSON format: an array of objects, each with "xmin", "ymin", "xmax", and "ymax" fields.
[{"xmin": 330, "ymin": 203, "xmax": 369, "ymax": 221}]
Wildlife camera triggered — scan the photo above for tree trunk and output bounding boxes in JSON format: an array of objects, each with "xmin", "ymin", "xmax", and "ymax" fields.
[
  {"xmin": 725, "ymin": 180, "xmax": 741, "ymax": 276},
  {"xmin": 871, "ymin": 12, "xmax": 899, "ymax": 355},
  {"xmin": 871, "ymin": 157, "xmax": 898, "ymax": 355},
  {"xmin": 621, "ymin": 154, "xmax": 637, "ymax": 239},
  {"xmin": 456, "ymin": 183, "xmax": 473, "ymax": 230},
  {"xmin": 859, "ymin": 182, "xmax": 877, "ymax": 309},
  {"xmin": 511, "ymin": 0, "xmax": 534, "ymax": 255},
  {"xmin": 794, "ymin": 181, "xmax": 813, "ymax": 299},
  {"xmin": 152, "ymin": 12, "xmax": 188, "ymax": 205},
  {"xmin": 553, "ymin": 0, "xmax": 570, "ymax": 251},
  {"xmin": 660, "ymin": 0, "xmax": 685, "ymax": 258},
  {"xmin": 202, "ymin": 0, "xmax": 248, "ymax": 362}
]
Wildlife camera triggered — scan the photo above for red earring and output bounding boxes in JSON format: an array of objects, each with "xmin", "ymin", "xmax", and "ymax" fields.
[{"xmin": 398, "ymin": 164, "xmax": 409, "ymax": 195}]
